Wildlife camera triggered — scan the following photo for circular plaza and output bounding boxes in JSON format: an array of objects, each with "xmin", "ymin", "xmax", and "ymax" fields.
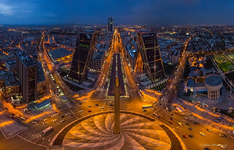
[{"xmin": 50, "ymin": 111, "xmax": 185, "ymax": 150}]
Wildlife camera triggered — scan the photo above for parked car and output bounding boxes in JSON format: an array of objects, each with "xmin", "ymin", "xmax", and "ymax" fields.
[{"xmin": 183, "ymin": 134, "xmax": 188, "ymax": 138}]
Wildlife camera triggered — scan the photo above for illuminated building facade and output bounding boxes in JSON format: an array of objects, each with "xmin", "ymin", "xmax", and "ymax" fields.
[
  {"xmin": 205, "ymin": 76, "xmax": 223, "ymax": 100},
  {"xmin": 137, "ymin": 31, "xmax": 165, "ymax": 82},
  {"xmin": 68, "ymin": 30, "xmax": 98, "ymax": 83},
  {"xmin": 17, "ymin": 51, "xmax": 38, "ymax": 103},
  {"xmin": 108, "ymin": 17, "xmax": 114, "ymax": 32}
]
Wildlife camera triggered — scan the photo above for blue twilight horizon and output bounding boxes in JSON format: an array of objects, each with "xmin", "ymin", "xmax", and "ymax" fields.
[{"xmin": 0, "ymin": 0, "xmax": 234, "ymax": 26}]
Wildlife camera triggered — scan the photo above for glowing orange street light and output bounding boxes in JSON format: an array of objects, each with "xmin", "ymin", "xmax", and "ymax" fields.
[
  {"xmin": 25, "ymin": 111, "xmax": 52, "ymax": 123},
  {"xmin": 0, "ymin": 121, "xmax": 14, "ymax": 128}
]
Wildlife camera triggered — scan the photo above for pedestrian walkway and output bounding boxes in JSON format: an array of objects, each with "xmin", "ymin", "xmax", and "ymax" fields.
[{"xmin": 0, "ymin": 108, "xmax": 27, "ymax": 139}]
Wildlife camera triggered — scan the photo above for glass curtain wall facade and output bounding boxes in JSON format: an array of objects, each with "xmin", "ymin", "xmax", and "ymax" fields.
[
  {"xmin": 137, "ymin": 31, "xmax": 165, "ymax": 82},
  {"xmin": 68, "ymin": 31, "xmax": 98, "ymax": 83}
]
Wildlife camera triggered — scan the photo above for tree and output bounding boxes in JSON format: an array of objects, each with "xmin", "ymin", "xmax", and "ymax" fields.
[
  {"xmin": 183, "ymin": 59, "xmax": 190, "ymax": 79},
  {"xmin": 199, "ymin": 71, "xmax": 203, "ymax": 77}
]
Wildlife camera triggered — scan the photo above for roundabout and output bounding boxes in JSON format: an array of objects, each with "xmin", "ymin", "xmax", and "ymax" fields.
[{"xmin": 49, "ymin": 111, "xmax": 185, "ymax": 150}]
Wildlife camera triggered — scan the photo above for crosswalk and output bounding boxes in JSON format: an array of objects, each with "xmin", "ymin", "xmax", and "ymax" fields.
[
  {"xmin": 17, "ymin": 128, "xmax": 53, "ymax": 147},
  {"xmin": 0, "ymin": 104, "xmax": 27, "ymax": 139},
  {"xmin": 90, "ymin": 89, "xmax": 107, "ymax": 101},
  {"xmin": 152, "ymin": 105, "xmax": 187, "ymax": 127}
]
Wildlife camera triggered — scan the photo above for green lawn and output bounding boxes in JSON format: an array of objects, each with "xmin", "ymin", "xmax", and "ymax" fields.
[
  {"xmin": 218, "ymin": 61, "xmax": 234, "ymax": 72},
  {"xmin": 227, "ymin": 53, "xmax": 234, "ymax": 60}
]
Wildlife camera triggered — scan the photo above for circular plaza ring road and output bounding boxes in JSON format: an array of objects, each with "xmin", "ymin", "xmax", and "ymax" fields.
[{"xmin": 49, "ymin": 111, "xmax": 185, "ymax": 150}]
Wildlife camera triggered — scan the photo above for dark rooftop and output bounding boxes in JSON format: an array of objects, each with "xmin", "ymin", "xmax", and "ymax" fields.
[
  {"xmin": 37, "ymin": 62, "xmax": 45, "ymax": 83},
  {"xmin": 35, "ymin": 99, "xmax": 51, "ymax": 110},
  {"xmin": 48, "ymin": 48, "xmax": 73, "ymax": 61},
  {"xmin": 17, "ymin": 51, "xmax": 37, "ymax": 67},
  {"xmin": 205, "ymin": 75, "xmax": 223, "ymax": 86},
  {"xmin": 6, "ymin": 60, "xmax": 17, "ymax": 65},
  {"xmin": 187, "ymin": 79, "xmax": 194, "ymax": 87},
  {"xmin": 92, "ymin": 51, "xmax": 104, "ymax": 60},
  {"xmin": 0, "ymin": 71, "xmax": 19, "ymax": 87}
]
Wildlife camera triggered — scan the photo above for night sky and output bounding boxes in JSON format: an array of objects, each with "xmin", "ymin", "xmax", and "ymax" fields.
[{"xmin": 0, "ymin": 0, "xmax": 234, "ymax": 25}]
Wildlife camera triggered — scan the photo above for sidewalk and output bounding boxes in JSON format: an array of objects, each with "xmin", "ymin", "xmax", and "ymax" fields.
[{"xmin": 0, "ymin": 108, "xmax": 27, "ymax": 139}]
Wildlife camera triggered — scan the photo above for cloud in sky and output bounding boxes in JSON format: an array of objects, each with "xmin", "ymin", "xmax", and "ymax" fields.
[
  {"xmin": 0, "ymin": 3, "xmax": 15, "ymax": 15},
  {"xmin": 0, "ymin": 0, "xmax": 234, "ymax": 25}
]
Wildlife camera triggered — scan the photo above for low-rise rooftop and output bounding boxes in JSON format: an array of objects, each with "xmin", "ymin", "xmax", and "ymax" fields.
[
  {"xmin": 48, "ymin": 48, "xmax": 73, "ymax": 61},
  {"xmin": 92, "ymin": 51, "xmax": 104, "ymax": 60},
  {"xmin": 205, "ymin": 75, "xmax": 223, "ymax": 86},
  {"xmin": 6, "ymin": 60, "xmax": 17, "ymax": 65},
  {"xmin": 34, "ymin": 99, "xmax": 51, "ymax": 110}
]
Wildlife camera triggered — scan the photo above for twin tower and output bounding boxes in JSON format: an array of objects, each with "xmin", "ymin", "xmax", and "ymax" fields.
[{"xmin": 68, "ymin": 30, "xmax": 165, "ymax": 84}]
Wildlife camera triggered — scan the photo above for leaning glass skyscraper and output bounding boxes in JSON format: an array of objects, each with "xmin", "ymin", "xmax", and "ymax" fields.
[
  {"xmin": 137, "ymin": 31, "xmax": 165, "ymax": 82},
  {"xmin": 68, "ymin": 30, "xmax": 98, "ymax": 83}
]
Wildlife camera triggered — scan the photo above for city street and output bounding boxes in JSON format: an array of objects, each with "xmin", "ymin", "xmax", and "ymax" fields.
[{"xmin": 1, "ymin": 28, "xmax": 234, "ymax": 150}]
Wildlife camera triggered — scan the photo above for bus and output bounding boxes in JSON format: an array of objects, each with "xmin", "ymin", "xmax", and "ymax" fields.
[
  {"xmin": 41, "ymin": 126, "xmax": 54, "ymax": 137},
  {"xmin": 142, "ymin": 105, "xmax": 153, "ymax": 109}
]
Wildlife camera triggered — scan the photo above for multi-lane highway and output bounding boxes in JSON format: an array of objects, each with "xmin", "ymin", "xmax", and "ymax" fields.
[{"xmin": 163, "ymin": 34, "xmax": 195, "ymax": 104}]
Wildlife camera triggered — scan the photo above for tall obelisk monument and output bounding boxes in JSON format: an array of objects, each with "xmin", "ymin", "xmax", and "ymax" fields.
[{"xmin": 114, "ymin": 55, "xmax": 120, "ymax": 134}]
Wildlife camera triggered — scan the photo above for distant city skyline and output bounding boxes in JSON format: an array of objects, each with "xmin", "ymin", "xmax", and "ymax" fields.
[{"xmin": 0, "ymin": 0, "xmax": 234, "ymax": 26}]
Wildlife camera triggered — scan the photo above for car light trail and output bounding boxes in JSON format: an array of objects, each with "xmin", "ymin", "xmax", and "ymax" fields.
[
  {"xmin": 0, "ymin": 121, "xmax": 14, "ymax": 128},
  {"xmin": 25, "ymin": 111, "xmax": 52, "ymax": 123}
]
